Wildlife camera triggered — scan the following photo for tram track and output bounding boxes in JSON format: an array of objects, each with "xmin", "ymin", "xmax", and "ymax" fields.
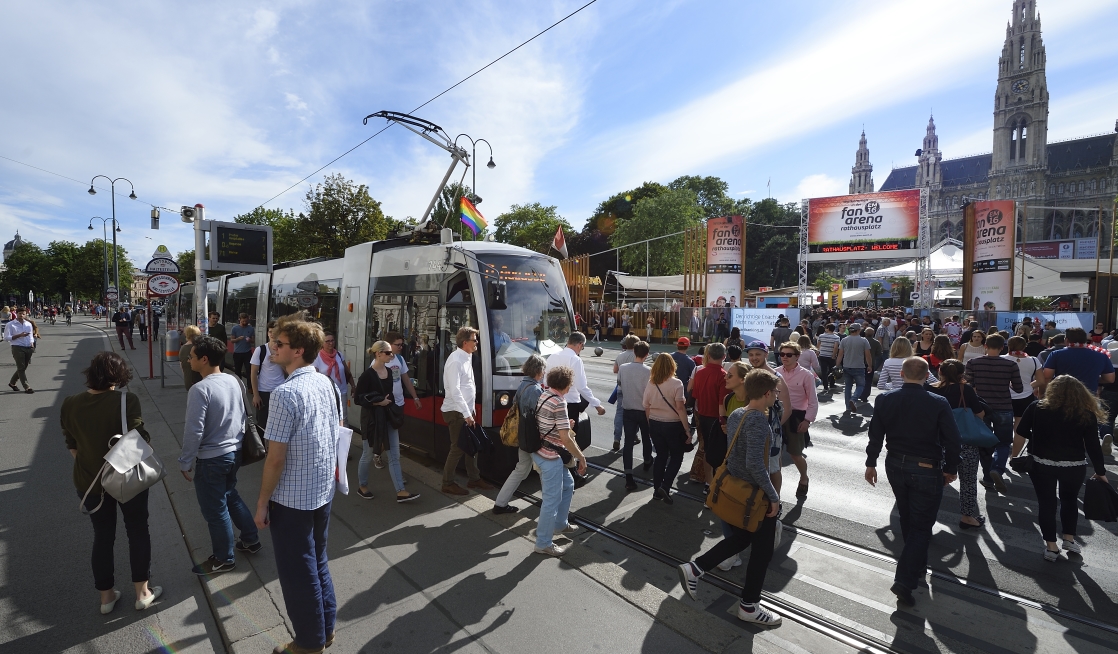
[
  {"xmin": 513, "ymin": 488, "xmax": 898, "ymax": 654},
  {"xmin": 580, "ymin": 459, "xmax": 1118, "ymax": 638}
]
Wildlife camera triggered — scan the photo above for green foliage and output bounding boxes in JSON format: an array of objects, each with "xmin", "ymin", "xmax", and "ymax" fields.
[
  {"xmin": 176, "ymin": 250, "xmax": 196, "ymax": 284},
  {"xmin": 609, "ymin": 189, "xmax": 704, "ymax": 275},
  {"xmin": 1014, "ymin": 296, "xmax": 1051, "ymax": 310},
  {"xmin": 668, "ymin": 175, "xmax": 735, "ymax": 218},
  {"xmin": 887, "ymin": 276, "xmax": 913, "ymax": 305},
  {"xmin": 586, "ymin": 181, "xmax": 668, "ymax": 234},
  {"xmin": 867, "ymin": 281, "xmax": 886, "ymax": 308},
  {"xmin": 493, "ymin": 203, "xmax": 573, "ymax": 253},
  {"xmin": 233, "ymin": 207, "xmax": 301, "ymax": 263},
  {"xmin": 811, "ymin": 272, "xmax": 840, "ymax": 298},
  {"xmin": 0, "ymin": 242, "xmax": 45, "ymax": 301},
  {"xmin": 297, "ymin": 173, "xmax": 392, "ymax": 258},
  {"xmin": 1, "ymin": 238, "xmax": 130, "ymax": 303},
  {"xmin": 745, "ymin": 199, "xmax": 800, "ymax": 289},
  {"xmin": 431, "ymin": 182, "xmax": 491, "ymax": 240}
]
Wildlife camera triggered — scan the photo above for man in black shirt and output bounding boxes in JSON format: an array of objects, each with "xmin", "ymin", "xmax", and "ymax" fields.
[
  {"xmin": 865, "ymin": 357, "xmax": 960, "ymax": 608},
  {"xmin": 111, "ymin": 307, "xmax": 135, "ymax": 350},
  {"xmin": 1024, "ymin": 333, "xmax": 1044, "ymax": 357}
]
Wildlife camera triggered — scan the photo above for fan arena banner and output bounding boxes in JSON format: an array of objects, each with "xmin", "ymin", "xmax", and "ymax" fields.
[
  {"xmin": 969, "ymin": 200, "xmax": 1016, "ymax": 315},
  {"xmin": 706, "ymin": 215, "xmax": 743, "ymax": 307},
  {"xmin": 806, "ymin": 190, "xmax": 920, "ymax": 261}
]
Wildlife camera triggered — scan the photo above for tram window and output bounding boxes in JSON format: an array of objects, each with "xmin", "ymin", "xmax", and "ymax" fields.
[
  {"xmin": 224, "ymin": 281, "xmax": 259, "ymax": 331},
  {"xmin": 367, "ymin": 293, "xmax": 406, "ymax": 370},
  {"xmin": 439, "ymin": 303, "xmax": 479, "ymax": 401},
  {"xmin": 405, "ymin": 294, "xmax": 438, "ymax": 397},
  {"xmin": 269, "ymin": 278, "xmax": 341, "ymax": 330},
  {"xmin": 446, "ymin": 276, "xmax": 471, "ymax": 304}
]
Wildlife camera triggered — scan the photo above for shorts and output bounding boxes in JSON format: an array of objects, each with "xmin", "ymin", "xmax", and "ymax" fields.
[
  {"xmin": 1012, "ymin": 395, "xmax": 1036, "ymax": 417},
  {"xmin": 783, "ymin": 423, "xmax": 805, "ymax": 458}
]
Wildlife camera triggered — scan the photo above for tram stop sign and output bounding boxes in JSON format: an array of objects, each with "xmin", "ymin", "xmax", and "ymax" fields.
[{"xmin": 147, "ymin": 274, "xmax": 180, "ymax": 297}]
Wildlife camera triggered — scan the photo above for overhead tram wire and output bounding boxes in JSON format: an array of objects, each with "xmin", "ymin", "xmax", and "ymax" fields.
[
  {"xmin": 253, "ymin": 0, "xmax": 599, "ymax": 211},
  {"xmin": 0, "ymin": 153, "xmax": 181, "ymax": 216}
]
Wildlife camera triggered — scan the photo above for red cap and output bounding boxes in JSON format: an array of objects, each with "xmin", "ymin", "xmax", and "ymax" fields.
[{"xmin": 677, "ymin": 337, "xmax": 691, "ymax": 347}]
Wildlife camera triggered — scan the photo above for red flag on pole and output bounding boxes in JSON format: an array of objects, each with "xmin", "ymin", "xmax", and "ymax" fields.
[{"xmin": 552, "ymin": 225, "xmax": 568, "ymax": 258}]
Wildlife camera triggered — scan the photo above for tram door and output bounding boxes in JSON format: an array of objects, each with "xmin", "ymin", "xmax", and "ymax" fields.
[{"xmin": 437, "ymin": 273, "xmax": 479, "ymax": 464}]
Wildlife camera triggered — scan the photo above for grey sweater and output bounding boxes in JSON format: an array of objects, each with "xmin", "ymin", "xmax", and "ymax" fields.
[
  {"xmin": 724, "ymin": 407, "xmax": 779, "ymax": 503},
  {"xmin": 179, "ymin": 372, "xmax": 247, "ymax": 471}
]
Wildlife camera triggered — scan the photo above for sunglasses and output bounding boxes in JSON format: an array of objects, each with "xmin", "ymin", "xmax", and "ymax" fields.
[
  {"xmin": 779, "ymin": 352, "xmax": 798, "ymax": 358},
  {"xmin": 271, "ymin": 340, "xmax": 291, "ymax": 349}
]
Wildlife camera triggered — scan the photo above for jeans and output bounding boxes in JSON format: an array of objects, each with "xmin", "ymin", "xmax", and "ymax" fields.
[
  {"xmin": 9, "ymin": 345, "xmax": 32, "ymax": 389},
  {"xmin": 194, "ymin": 451, "xmax": 259, "ymax": 562},
  {"xmin": 694, "ymin": 516, "xmax": 778, "ymax": 604},
  {"xmin": 81, "ymin": 489, "xmax": 151, "ymax": 591},
  {"xmin": 985, "ymin": 410, "xmax": 1014, "ymax": 475},
  {"xmin": 613, "ymin": 387, "xmax": 624, "ymax": 440},
  {"xmin": 269, "ymin": 501, "xmax": 336, "ymax": 650},
  {"xmin": 442, "ymin": 411, "xmax": 480, "ymax": 486},
  {"xmin": 357, "ymin": 427, "xmax": 406, "ymax": 492},
  {"xmin": 843, "ymin": 368, "xmax": 866, "ymax": 408},
  {"xmin": 819, "ymin": 356, "xmax": 835, "ymax": 389},
  {"xmin": 1028, "ymin": 463, "xmax": 1087, "ymax": 541},
  {"xmin": 138, "ymin": 323, "xmax": 148, "ymax": 341},
  {"xmin": 649, "ymin": 419, "xmax": 686, "ymax": 491},
  {"xmin": 884, "ymin": 457, "xmax": 944, "ymax": 591},
  {"xmin": 622, "ymin": 409, "xmax": 652, "ymax": 474},
  {"xmin": 256, "ymin": 391, "xmax": 272, "ymax": 435},
  {"xmin": 532, "ymin": 453, "xmax": 574, "ymax": 548},
  {"xmin": 495, "ymin": 449, "xmax": 534, "ymax": 507}
]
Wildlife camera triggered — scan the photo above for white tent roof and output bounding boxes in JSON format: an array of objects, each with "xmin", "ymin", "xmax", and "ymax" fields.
[
  {"xmin": 611, "ymin": 273, "xmax": 685, "ymax": 293},
  {"xmin": 1014, "ymin": 258, "xmax": 1089, "ymax": 297},
  {"xmin": 847, "ymin": 239, "xmax": 964, "ymax": 280}
]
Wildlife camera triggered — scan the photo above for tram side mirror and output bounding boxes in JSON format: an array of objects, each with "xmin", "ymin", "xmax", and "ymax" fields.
[{"xmin": 488, "ymin": 280, "xmax": 507, "ymax": 310}]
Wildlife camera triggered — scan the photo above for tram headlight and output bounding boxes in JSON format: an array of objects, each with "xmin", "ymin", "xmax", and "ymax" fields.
[{"xmin": 496, "ymin": 392, "xmax": 512, "ymax": 408}]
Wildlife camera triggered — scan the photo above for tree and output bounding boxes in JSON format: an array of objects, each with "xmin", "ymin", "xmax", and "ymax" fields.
[
  {"xmin": 867, "ymin": 281, "xmax": 885, "ymax": 308},
  {"xmin": 745, "ymin": 199, "xmax": 800, "ymax": 289},
  {"xmin": 887, "ymin": 276, "xmax": 913, "ymax": 306},
  {"xmin": 668, "ymin": 175, "xmax": 735, "ymax": 218},
  {"xmin": 176, "ymin": 250, "xmax": 196, "ymax": 284},
  {"xmin": 66, "ymin": 240, "xmax": 132, "ymax": 302},
  {"xmin": 234, "ymin": 207, "xmax": 301, "ymax": 263},
  {"xmin": 0, "ymin": 242, "xmax": 46, "ymax": 301},
  {"xmin": 585, "ymin": 181, "xmax": 668, "ymax": 236},
  {"xmin": 811, "ymin": 272, "xmax": 840, "ymax": 302},
  {"xmin": 44, "ymin": 241, "xmax": 80, "ymax": 300},
  {"xmin": 609, "ymin": 189, "xmax": 704, "ymax": 276},
  {"xmin": 493, "ymin": 203, "xmax": 573, "ymax": 253},
  {"xmin": 296, "ymin": 173, "xmax": 392, "ymax": 258}
]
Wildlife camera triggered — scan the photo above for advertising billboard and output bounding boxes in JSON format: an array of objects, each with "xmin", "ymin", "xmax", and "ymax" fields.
[
  {"xmin": 805, "ymin": 189, "xmax": 920, "ymax": 261},
  {"xmin": 706, "ymin": 215, "xmax": 743, "ymax": 307},
  {"xmin": 730, "ymin": 308, "xmax": 793, "ymax": 345},
  {"xmin": 968, "ymin": 200, "xmax": 1016, "ymax": 315}
]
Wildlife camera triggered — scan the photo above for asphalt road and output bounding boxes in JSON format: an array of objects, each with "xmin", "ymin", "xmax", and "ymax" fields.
[{"xmin": 574, "ymin": 346, "xmax": 1118, "ymax": 626}]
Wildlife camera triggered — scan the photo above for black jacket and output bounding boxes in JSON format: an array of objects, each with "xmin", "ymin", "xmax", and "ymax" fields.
[{"xmin": 867, "ymin": 383, "xmax": 962, "ymax": 474}]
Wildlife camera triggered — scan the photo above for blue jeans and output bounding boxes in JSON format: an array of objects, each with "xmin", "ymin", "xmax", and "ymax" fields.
[
  {"xmin": 843, "ymin": 368, "xmax": 866, "ymax": 408},
  {"xmin": 613, "ymin": 387, "xmax": 624, "ymax": 440},
  {"xmin": 357, "ymin": 426, "xmax": 405, "ymax": 492},
  {"xmin": 270, "ymin": 500, "xmax": 336, "ymax": 650},
  {"xmin": 986, "ymin": 410, "xmax": 1014, "ymax": 475},
  {"xmin": 622, "ymin": 408, "xmax": 652, "ymax": 474},
  {"xmin": 532, "ymin": 453, "xmax": 574, "ymax": 548},
  {"xmin": 884, "ymin": 457, "xmax": 944, "ymax": 591},
  {"xmin": 194, "ymin": 451, "xmax": 258, "ymax": 563}
]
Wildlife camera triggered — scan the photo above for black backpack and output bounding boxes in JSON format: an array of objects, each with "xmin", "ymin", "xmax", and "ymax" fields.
[{"xmin": 519, "ymin": 390, "xmax": 557, "ymax": 453}]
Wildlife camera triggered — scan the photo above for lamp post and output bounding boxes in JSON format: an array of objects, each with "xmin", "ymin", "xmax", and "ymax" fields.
[
  {"xmin": 88, "ymin": 216, "xmax": 117, "ymax": 325},
  {"xmin": 453, "ymin": 134, "xmax": 495, "ymax": 239},
  {"xmin": 88, "ymin": 176, "xmax": 136, "ymax": 310}
]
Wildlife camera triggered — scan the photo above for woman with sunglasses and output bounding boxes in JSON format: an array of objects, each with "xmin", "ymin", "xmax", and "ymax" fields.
[{"xmin": 354, "ymin": 341, "xmax": 420, "ymax": 503}]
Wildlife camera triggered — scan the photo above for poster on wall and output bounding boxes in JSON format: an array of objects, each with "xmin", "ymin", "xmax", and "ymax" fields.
[
  {"xmin": 969, "ymin": 200, "xmax": 1016, "ymax": 319},
  {"xmin": 805, "ymin": 189, "xmax": 920, "ymax": 261},
  {"xmin": 829, "ymin": 283, "xmax": 843, "ymax": 310},
  {"xmin": 706, "ymin": 215, "xmax": 743, "ymax": 307}
]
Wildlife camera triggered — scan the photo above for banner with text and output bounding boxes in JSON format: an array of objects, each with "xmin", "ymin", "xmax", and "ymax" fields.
[
  {"xmin": 806, "ymin": 189, "xmax": 920, "ymax": 261},
  {"xmin": 730, "ymin": 308, "xmax": 794, "ymax": 344},
  {"xmin": 706, "ymin": 215, "xmax": 743, "ymax": 307},
  {"xmin": 994, "ymin": 312, "xmax": 1094, "ymax": 334},
  {"xmin": 969, "ymin": 201, "xmax": 1016, "ymax": 314}
]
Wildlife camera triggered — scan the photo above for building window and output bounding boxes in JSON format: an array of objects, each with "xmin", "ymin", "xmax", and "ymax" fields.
[
  {"xmin": 1091, "ymin": 179, "xmax": 1097, "ymax": 191},
  {"xmin": 1079, "ymin": 181, "xmax": 1085, "ymax": 192},
  {"xmin": 1058, "ymin": 183, "xmax": 1064, "ymax": 194},
  {"xmin": 1019, "ymin": 43, "xmax": 1025, "ymax": 69},
  {"xmin": 1050, "ymin": 184, "xmax": 1056, "ymax": 195}
]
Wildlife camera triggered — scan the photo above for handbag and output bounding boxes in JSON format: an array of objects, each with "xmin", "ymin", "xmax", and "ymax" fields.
[
  {"xmin": 1008, "ymin": 440, "xmax": 1035, "ymax": 474},
  {"xmin": 232, "ymin": 374, "xmax": 266, "ymax": 466},
  {"xmin": 952, "ymin": 387, "xmax": 999, "ymax": 448},
  {"xmin": 706, "ymin": 408, "xmax": 770, "ymax": 532},
  {"xmin": 387, "ymin": 403, "xmax": 405, "ymax": 429},
  {"xmin": 608, "ymin": 385, "xmax": 618, "ymax": 405},
  {"xmin": 79, "ymin": 390, "xmax": 166, "ymax": 514},
  {"xmin": 457, "ymin": 421, "xmax": 492, "ymax": 457}
]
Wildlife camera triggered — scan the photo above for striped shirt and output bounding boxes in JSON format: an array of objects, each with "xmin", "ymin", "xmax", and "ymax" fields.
[
  {"xmin": 265, "ymin": 366, "xmax": 341, "ymax": 510},
  {"xmin": 964, "ymin": 355, "xmax": 1023, "ymax": 412},
  {"xmin": 817, "ymin": 332, "xmax": 841, "ymax": 358},
  {"xmin": 535, "ymin": 391, "xmax": 568, "ymax": 460}
]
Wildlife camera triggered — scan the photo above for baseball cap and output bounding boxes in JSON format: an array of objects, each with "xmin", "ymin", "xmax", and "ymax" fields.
[
  {"xmin": 676, "ymin": 337, "xmax": 691, "ymax": 347},
  {"xmin": 744, "ymin": 340, "xmax": 768, "ymax": 353}
]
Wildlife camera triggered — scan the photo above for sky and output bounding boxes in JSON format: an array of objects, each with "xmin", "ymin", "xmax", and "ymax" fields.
[{"xmin": 1, "ymin": 0, "xmax": 1116, "ymax": 269}]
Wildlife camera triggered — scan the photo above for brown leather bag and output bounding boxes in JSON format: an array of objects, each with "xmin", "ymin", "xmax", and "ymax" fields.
[{"xmin": 706, "ymin": 408, "xmax": 770, "ymax": 532}]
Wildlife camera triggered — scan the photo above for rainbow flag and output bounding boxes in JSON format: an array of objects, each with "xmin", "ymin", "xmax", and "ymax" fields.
[{"xmin": 459, "ymin": 197, "xmax": 487, "ymax": 235}]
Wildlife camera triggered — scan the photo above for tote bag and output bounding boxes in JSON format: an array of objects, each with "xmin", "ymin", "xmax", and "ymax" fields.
[{"xmin": 952, "ymin": 388, "xmax": 999, "ymax": 448}]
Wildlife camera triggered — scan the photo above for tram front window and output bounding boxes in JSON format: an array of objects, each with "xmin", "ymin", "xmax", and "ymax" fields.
[{"xmin": 483, "ymin": 255, "xmax": 573, "ymax": 375}]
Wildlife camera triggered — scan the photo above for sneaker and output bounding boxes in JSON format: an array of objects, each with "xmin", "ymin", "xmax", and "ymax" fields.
[
  {"xmin": 1103, "ymin": 433, "xmax": 1113, "ymax": 457},
  {"xmin": 677, "ymin": 562, "xmax": 702, "ymax": 600},
  {"xmin": 736, "ymin": 601, "xmax": 782, "ymax": 626},
  {"xmin": 1043, "ymin": 547, "xmax": 1061, "ymax": 562},
  {"xmin": 554, "ymin": 523, "xmax": 580, "ymax": 536},
  {"xmin": 373, "ymin": 454, "xmax": 385, "ymax": 469},
  {"xmin": 492, "ymin": 504, "xmax": 520, "ymax": 515},
  {"xmin": 1062, "ymin": 539, "xmax": 1082, "ymax": 555},
  {"xmin": 192, "ymin": 555, "xmax": 235, "ymax": 576},
  {"xmin": 533, "ymin": 543, "xmax": 567, "ymax": 557},
  {"xmin": 890, "ymin": 582, "xmax": 915, "ymax": 607},
  {"xmin": 979, "ymin": 478, "xmax": 995, "ymax": 490},
  {"xmin": 235, "ymin": 539, "xmax": 262, "ymax": 554},
  {"xmin": 988, "ymin": 470, "xmax": 1008, "ymax": 494},
  {"xmin": 717, "ymin": 554, "xmax": 742, "ymax": 571},
  {"xmin": 356, "ymin": 487, "xmax": 374, "ymax": 500},
  {"xmin": 395, "ymin": 492, "xmax": 421, "ymax": 503}
]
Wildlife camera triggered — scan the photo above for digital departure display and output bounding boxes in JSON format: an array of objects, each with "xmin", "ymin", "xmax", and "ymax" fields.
[{"xmin": 216, "ymin": 226, "xmax": 268, "ymax": 267}]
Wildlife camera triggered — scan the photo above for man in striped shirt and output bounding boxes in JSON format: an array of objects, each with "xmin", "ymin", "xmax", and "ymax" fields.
[
  {"xmin": 816, "ymin": 323, "xmax": 841, "ymax": 392},
  {"xmin": 963, "ymin": 334, "xmax": 1022, "ymax": 493}
]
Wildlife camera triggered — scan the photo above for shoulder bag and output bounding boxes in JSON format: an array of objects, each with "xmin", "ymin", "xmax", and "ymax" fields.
[
  {"xmin": 499, "ymin": 386, "xmax": 523, "ymax": 447},
  {"xmin": 706, "ymin": 408, "xmax": 770, "ymax": 532},
  {"xmin": 1008, "ymin": 439, "xmax": 1035, "ymax": 474},
  {"xmin": 231, "ymin": 374, "xmax": 266, "ymax": 465},
  {"xmin": 79, "ymin": 390, "xmax": 166, "ymax": 514},
  {"xmin": 952, "ymin": 386, "xmax": 999, "ymax": 448}
]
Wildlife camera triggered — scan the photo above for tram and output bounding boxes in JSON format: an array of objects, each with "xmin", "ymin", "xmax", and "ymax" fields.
[{"xmin": 165, "ymin": 229, "xmax": 583, "ymax": 480}]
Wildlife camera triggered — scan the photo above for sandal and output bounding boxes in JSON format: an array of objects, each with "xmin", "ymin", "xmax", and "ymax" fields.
[{"xmin": 795, "ymin": 481, "xmax": 809, "ymax": 499}]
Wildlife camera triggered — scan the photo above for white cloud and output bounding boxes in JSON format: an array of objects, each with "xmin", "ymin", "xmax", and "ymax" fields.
[
  {"xmin": 284, "ymin": 92, "xmax": 310, "ymax": 113},
  {"xmin": 247, "ymin": 9, "xmax": 279, "ymax": 41},
  {"xmin": 789, "ymin": 174, "xmax": 846, "ymax": 202}
]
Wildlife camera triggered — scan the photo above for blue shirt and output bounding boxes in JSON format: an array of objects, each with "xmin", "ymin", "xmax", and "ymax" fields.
[
  {"xmin": 265, "ymin": 366, "xmax": 342, "ymax": 510},
  {"xmin": 231, "ymin": 324, "xmax": 255, "ymax": 353},
  {"xmin": 1043, "ymin": 346, "xmax": 1114, "ymax": 393}
]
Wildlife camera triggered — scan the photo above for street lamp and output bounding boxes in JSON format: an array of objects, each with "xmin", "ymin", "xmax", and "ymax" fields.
[
  {"xmin": 88, "ymin": 175, "xmax": 136, "ymax": 309},
  {"xmin": 453, "ymin": 134, "xmax": 495, "ymax": 207},
  {"xmin": 88, "ymin": 217, "xmax": 112, "ymax": 308}
]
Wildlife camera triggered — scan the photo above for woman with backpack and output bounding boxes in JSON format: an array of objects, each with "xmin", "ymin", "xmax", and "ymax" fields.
[
  {"xmin": 677, "ymin": 368, "xmax": 782, "ymax": 627},
  {"xmin": 928, "ymin": 360, "xmax": 990, "ymax": 531},
  {"xmin": 492, "ymin": 355, "xmax": 546, "ymax": 515},
  {"xmin": 62, "ymin": 351, "xmax": 161, "ymax": 614},
  {"xmin": 1013, "ymin": 375, "xmax": 1108, "ymax": 561},
  {"xmin": 354, "ymin": 341, "xmax": 420, "ymax": 503},
  {"xmin": 1003, "ymin": 336, "xmax": 1040, "ymax": 430}
]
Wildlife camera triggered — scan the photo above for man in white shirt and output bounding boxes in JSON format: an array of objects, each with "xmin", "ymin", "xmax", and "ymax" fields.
[
  {"xmin": 5, "ymin": 307, "xmax": 35, "ymax": 393},
  {"xmin": 546, "ymin": 332, "xmax": 607, "ymax": 423},
  {"xmin": 250, "ymin": 320, "xmax": 285, "ymax": 436},
  {"xmin": 441, "ymin": 326, "xmax": 494, "ymax": 495}
]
